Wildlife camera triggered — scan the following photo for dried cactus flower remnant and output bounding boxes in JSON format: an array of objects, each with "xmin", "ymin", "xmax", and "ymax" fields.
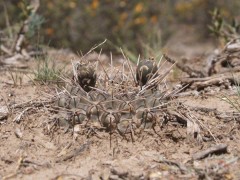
[
  {"xmin": 136, "ymin": 59, "xmax": 158, "ymax": 87},
  {"xmin": 76, "ymin": 62, "xmax": 97, "ymax": 92}
]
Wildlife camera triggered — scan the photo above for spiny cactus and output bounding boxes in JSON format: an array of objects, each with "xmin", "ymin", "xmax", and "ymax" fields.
[
  {"xmin": 136, "ymin": 58, "xmax": 158, "ymax": 88},
  {"xmin": 55, "ymin": 56, "xmax": 171, "ymax": 135},
  {"xmin": 74, "ymin": 61, "xmax": 97, "ymax": 92}
]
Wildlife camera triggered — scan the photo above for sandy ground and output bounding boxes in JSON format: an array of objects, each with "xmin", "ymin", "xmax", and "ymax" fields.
[{"xmin": 1, "ymin": 28, "xmax": 240, "ymax": 180}]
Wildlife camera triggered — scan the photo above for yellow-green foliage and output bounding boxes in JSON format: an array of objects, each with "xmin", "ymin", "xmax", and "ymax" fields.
[
  {"xmin": 38, "ymin": 0, "xmax": 165, "ymax": 54},
  {"xmin": 175, "ymin": 0, "xmax": 240, "ymax": 21},
  {"xmin": 1, "ymin": 0, "xmax": 240, "ymax": 55}
]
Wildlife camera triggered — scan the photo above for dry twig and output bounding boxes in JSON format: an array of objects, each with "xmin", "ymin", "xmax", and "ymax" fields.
[
  {"xmin": 192, "ymin": 144, "xmax": 228, "ymax": 160},
  {"xmin": 55, "ymin": 141, "xmax": 91, "ymax": 162}
]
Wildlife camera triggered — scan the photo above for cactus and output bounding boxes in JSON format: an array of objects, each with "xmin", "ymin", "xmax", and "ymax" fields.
[
  {"xmin": 74, "ymin": 61, "xmax": 97, "ymax": 92},
  {"xmin": 136, "ymin": 58, "xmax": 158, "ymax": 88},
  {"xmin": 54, "ymin": 57, "xmax": 171, "ymax": 136}
]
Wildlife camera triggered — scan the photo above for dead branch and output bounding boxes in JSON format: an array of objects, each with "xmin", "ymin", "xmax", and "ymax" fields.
[
  {"xmin": 55, "ymin": 141, "xmax": 91, "ymax": 163},
  {"xmin": 163, "ymin": 54, "xmax": 205, "ymax": 78},
  {"xmin": 11, "ymin": 99, "xmax": 52, "ymax": 109},
  {"xmin": 167, "ymin": 109, "xmax": 187, "ymax": 125},
  {"xmin": 192, "ymin": 144, "xmax": 228, "ymax": 160},
  {"xmin": 52, "ymin": 174, "xmax": 84, "ymax": 180},
  {"xmin": 181, "ymin": 72, "xmax": 240, "ymax": 90},
  {"xmin": 180, "ymin": 104, "xmax": 240, "ymax": 121},
  {"xmin": 224, "ymin": 41, "xmax": 240, "ymax": 53},
  {"xmin": 153, "ymin": 158, "xmax": 188, "ymax": 174},
  {"xmin": 0, "ymin": 45, "xmax": 12, "ymax": 55},
  {"xmin": 13, "ymin": 0, "xmax": 40, "ymax": 53},
  {"xmin": 2, "ymin": 54, "xmax": 25, "ymax": 65},
  {"xmin": 13, "ymin": 107, "xmax": 33, "ymax": 123}
]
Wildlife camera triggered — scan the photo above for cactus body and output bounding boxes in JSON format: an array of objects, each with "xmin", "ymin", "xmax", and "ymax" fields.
[{"xmin": 54, "ymin": 58, "xmax": 169, "ymax": 135}]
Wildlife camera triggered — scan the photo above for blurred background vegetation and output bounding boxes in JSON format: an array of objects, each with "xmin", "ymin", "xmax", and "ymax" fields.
[{"xmin": 1, "ymin": 0, "xmax": 240, "ymax": 58}]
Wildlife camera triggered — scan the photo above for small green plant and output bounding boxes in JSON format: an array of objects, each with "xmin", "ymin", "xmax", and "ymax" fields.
[
  {"xmin": 221, "ymin": 77, "xmax": 240, "ymax": 112},
  {"xmin": 140, "ymin": 26, "xmax": 163, "ymax": 60},
  {"xmin": 19, "ymin": 0, "xmax": 45, "ymax": 42},
  {"xmin": 221, "ymin": 96, "xmax": 240, "ymax": 113},
  {"xmin": 27, "ymin": 13, "xmax": 45, "ymax": 39},
  {"xmin": 34, "ymin": 57, "xmax": 65, "ymax": 84},
  {"xmin": 208, "ymin": 8, "xmax": 240, "ymax": 43},
  {"xmin": 111, "ymin": 27, "xmax": 163, "ymax": 63}
]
